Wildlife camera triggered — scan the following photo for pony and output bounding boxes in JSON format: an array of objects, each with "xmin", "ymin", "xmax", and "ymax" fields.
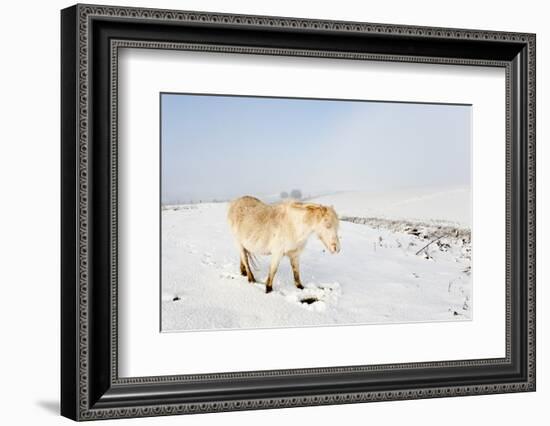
[{"xmin": 227, "ymin": 196, "xmax": 340, "ymax": 293}]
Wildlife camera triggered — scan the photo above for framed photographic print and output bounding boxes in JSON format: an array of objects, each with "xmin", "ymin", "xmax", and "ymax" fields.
[{"xmin": 61, "ymin": 4, "xmax": 536, "ymax": 421}]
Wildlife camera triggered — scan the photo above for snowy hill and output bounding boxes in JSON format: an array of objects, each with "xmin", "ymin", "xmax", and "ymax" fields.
[{"xmin": 310, "ymin": 186, "xmax": 471, "ymax": 227}]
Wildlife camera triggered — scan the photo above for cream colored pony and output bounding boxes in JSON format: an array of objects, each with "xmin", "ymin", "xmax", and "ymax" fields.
[{"xmin": 227, "ymin": 196, "xmax": 340, "ymax": 293}]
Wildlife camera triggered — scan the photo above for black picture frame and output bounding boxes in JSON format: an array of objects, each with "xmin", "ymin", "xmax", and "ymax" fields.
[{"xmin": 61, "ymin": 4, "xmax": 536, "ymax": 421}]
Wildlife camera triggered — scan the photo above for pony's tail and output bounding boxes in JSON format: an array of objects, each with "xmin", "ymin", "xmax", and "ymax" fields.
[{"xmin": 244, "ymin": 248, "xmax": 259, "ymax": 271}]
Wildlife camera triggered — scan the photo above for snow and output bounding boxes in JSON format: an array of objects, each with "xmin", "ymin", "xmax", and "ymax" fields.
[{"xmin": 161, "ymin": 187, "xmax": 472, "ymax": 332}]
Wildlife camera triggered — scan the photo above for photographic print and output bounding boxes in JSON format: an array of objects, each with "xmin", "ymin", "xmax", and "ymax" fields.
[
  {"xmin": 61, "ymin": 6, "xmax": 536, "ymax": 418},
  {"xmin": 160, "ymin": 93, "xmax": 472, "ymax": 332}
]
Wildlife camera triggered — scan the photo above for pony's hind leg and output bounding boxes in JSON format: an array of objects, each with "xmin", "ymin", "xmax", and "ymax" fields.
[
  {"xmin": 239, "ymin": 246, "xmax": 255, "ymax": 283},
  {"xmin": 288, "ymin": 252, "xmax": 304, "ymax": 290}
]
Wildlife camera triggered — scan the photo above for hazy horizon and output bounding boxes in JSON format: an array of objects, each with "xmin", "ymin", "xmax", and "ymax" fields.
[{"xmin": 161, "ymin": 94, "xmax": 471, "ymax": 205}]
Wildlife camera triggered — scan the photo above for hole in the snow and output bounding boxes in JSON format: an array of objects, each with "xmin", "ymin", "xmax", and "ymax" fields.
[
  {"xmin": 173, "ymin": 296, "xmax": 181, "ymax": 302},
  {"xmin": 301, "ymin": 297, "xmax": 319, "ymax": 305}
]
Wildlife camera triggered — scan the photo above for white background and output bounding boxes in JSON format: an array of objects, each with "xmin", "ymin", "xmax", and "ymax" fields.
[
  {"xmin": 0, "ymin": 0, "xmax": 547, "ymax": 425},
  {"xmin": 119, "ymin": 49, "xmax": 505, "ymax": 376}
]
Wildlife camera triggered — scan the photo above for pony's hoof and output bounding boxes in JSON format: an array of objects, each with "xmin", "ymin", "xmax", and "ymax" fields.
[
  {"xmin": 296, "ymin": 284, "xmax": 304, "ymax": 290},
  {"xmin": 265, "ymin": 287, "xmax": 272, "ymax": 294},
  {"xmin": 247, "ymin": 276, "xmax": 256, "ymax": 283}
]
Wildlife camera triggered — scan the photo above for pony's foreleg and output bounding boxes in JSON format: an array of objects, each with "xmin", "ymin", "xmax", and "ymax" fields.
[
  {"xmin": 239, "ymin": 259, "xmax": 247, "ymax": 276},
  {"xmin": 288, "ymin": 252, "xmax": 304, "ymax": 290},
  {"xmin": 265, "ymin": 252, "xmax": 283, "ymax": 294},
  {"xmin": 239, "ymin": 246, "xmax": 255, "ymax": 283}
]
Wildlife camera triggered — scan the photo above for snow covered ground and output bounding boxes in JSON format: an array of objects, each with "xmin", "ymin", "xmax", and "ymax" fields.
[{"xmin": 161, "ymin": 187, "xmax": 472, "ymax": 332}]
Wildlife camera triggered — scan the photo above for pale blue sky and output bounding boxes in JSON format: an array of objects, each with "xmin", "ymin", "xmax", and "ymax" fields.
[{"xmin": 161, "ymin": 93, "xmax": 471, "ymax": 204}]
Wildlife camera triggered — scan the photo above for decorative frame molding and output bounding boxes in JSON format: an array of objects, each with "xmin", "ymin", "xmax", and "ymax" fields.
[{"xmin": 61, "ymin": 3, "xmax": 536, "ymax": 421}]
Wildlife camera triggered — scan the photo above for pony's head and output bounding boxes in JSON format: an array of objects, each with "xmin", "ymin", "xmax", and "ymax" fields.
[{"xmin": 306, "ymin": 204, "xmax": 341, "ymax": 254}]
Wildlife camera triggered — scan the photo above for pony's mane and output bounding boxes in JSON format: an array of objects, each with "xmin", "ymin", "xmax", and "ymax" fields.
[
  {"xmin": 279, "ymin": 201, "xmax": 338, "ymax": 224},
  {"xmin": 287, "ymin": 201, "xmax": 324, "ymax": 211}
]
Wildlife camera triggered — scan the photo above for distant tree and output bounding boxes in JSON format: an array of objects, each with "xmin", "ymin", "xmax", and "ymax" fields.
[
  {"xmin": 290, "ymin": 189, "xmax": 302, "ymax": 200},
  {"xmin": 280, "ymin": 191, "xmax": 289, "ymax": 199}
]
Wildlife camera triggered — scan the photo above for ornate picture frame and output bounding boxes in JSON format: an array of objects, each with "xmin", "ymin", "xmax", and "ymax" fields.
[{"xmin": 61, "ymin": 3, "xmax": 535, "ymax": 421}]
